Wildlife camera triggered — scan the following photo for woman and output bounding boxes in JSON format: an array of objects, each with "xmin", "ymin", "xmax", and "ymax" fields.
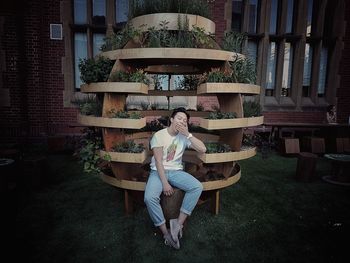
[{"xmin": 144, "ymin": 107, "xmax": 206, "ymax": 249}]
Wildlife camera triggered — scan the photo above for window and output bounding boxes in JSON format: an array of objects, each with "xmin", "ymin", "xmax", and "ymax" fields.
[
  {"xmin": 248, "ymin": 0, "xmax": 259, "ymax": 34},
  {"xmin": 73, "ymin": 0, "xmax": 107, "ymax": 90},
  {"xmin": 247, "ymin": 40, "xmax": 258, "ymax": 70},
  {"xmin": 232, "ymin": 0, "xmax": 243, "ymax": 32},
  {"xmin": 116, "ymin": 0, "xmax": 129, "ymax": 24},
  {"xmin": 306, "ymin": 0, "xmax": 313, "ymax": 36},
  {"xmin": 285, "ymin": 0, "xmax": 294, "ymax": 34},
  {"xmin": 302, "ymin": 43, "xmax": 313, "ymax": 97},
  {"xmin": 227, "ymin": 0, "xmax": 342, "ymax": 109},
  {"xmin": 281, "ymin": 42, "xmax": 293, "ymax": 97},
  {"xmin": 318, "ymin": 47, "xmax": 328, "ymax": 97},
  {"xmin": 74, "ymin": 0, "xmax": 87, "ymax": 24},
  {"xmin": 265, "ymin": 42, "xmax": 277, "ymax": 96},
  {"xmin": 74, "ymin": 33, "xmax": 88, "ymax": 89},
  {"xmin": 269, "ymin": 0, "xmax": 278, "ymax": 35}
]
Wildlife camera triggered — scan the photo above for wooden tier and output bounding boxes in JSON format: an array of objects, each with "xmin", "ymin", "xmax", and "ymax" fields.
[
  {"xmin": 129, "ymin": 13, "xmax": 215, "ymax": 34},
  {"xmin": 197, "ymin": 83, "xmax": 261, "ymax": 95},
  {"xmin": 100, "ymin": 163, "xmax": 241, "ymax": 191},
  {"xmin": 77, "ymin": 114, "xmax": 146, "ymax": 129},
  {"xmin": 128, "ymin": 110, "xmax": 212, "ymax": 117},
  {"xmin": 142, "ymin": 90, "xmax": 197, "ymax": 96},
  {"xmin": 199, "ymin": 116, "xmax": 264, "ymax": 130},
  {"xmin": 101, "ymin": 48, "xmax": 243, "ymax": 66},
  {"xmin": 100, "ymin": 150, "xmax": 148, "ymax": 163},
  {"xmin": 198, "ymin": 147, "xmax": 256, "ymax": 163},
  {"xmin": 80, "ymin": 82, "xmax": 148, "ymax": 94}
]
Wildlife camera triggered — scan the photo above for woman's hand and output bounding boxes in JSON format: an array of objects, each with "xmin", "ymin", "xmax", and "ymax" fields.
[{"xmin": 162, "ymin": 181, "xmax": 174, "ymax": 196}]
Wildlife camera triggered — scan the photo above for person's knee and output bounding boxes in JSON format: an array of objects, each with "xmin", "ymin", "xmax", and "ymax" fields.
[
  {"xmin": 144, "ymin": 193, "xmax": 160, "ymax": 205},
  {"xmin": 194, "ymin": 182, "xmax": 203, "ymax": 193}
]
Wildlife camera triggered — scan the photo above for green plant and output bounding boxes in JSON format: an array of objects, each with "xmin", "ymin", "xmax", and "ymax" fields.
[
  {"xmin": 204, "ymin": 58, "xmax": 256, "ymax": 84},
  {"xmin": 197, "ymin": 103, "xmax": 204, "ymax": 111},
  {"xmin": 79, "ymin": 57, "xmax": 114, "ymax": 84},
  {"xmin": 100, "ymin": 24, "xmax": 142, "ymax": 51},
  {"xmin": 109, "ymin": 69, "xmax": 150, "ymax": 85},
  {"xmin": 206, "ymin": 69, "xmax": 231, "ymax": 83},
  {"xmin": 221, "ymin": 31, "xmax": 247, "ymax": 53},
  {"xmin": 129, "ymin": 0, "xmax": 211, "ymax": 19},
  {"xmin": 207, "ymin": 111, "xmax": 237, "ymax": 119},
  {"xmin": 71, "ymin": 95, "xmax": 102, "ymax": 116},
  {"xmin": 144, "ymin": 20, "xmax": 215, "ymax": 49},
  {"xmin": 243, "ymin": 100, "xmax": 262, "ymax": 117},
  {"xmin": 108, "ymin": 109, "xmax": 141, "ymax": 119},
  {"xmin": 76, "ymin": 128, "xmax": 110, "ymax": 174},
  {"xmin": 230, "ymin": 56, "xmax": 256, "ymax": 84},
  {"xmin": 175, "ymin": 75, "xmax": 201, "ymax": 90},
  {"xmin": 204, "ymin": 142, "xmax": 232, "ymax": 153},
  {"xmin": 112, "ymin": 140, "xmax": 145, "ymax": 153},
  {"xmin": 140, "ymin": 119, "xmax": 163, "ymax": 132}
]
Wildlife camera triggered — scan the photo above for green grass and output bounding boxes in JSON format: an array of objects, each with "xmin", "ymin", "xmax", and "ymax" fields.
[{"xmin": 9, "ymin": 152, "xmax": 350, "ymax": 262}]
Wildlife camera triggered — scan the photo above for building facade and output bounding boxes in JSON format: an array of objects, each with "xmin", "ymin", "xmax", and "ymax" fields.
[{"xmin": 0, "ymin": 0, "xmax": 349, "ymax": 144}]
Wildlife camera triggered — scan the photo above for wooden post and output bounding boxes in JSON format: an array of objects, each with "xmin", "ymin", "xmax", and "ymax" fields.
[
  {"xmin": 124, "ymin": 190, "xmax": 133, "ymax": 215},
  {"xmin": 210, "ymin": 190, "xmax": 220, "ymax": 215}
]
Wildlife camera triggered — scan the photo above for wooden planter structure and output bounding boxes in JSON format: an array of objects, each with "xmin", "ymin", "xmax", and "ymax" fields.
[{"xmin": 78, "ymin": 13, "xmax": 263, "ymax": 215}]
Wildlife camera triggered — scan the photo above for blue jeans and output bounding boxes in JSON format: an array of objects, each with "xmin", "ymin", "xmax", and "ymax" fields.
[{"xmin": 144, "ymin": 169, "xmax": 203, "ymax": 227}]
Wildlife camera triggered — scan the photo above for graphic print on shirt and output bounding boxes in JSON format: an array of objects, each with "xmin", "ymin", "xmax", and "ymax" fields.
[{"xmin": 166, "ymin": 139, "xmax": 177, "ymax": 161}]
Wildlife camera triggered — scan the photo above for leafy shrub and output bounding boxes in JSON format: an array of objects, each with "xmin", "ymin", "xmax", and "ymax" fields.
[
  {"xmin": 243, "ymin": 100, "xmax": 261, "ymax": 117},
  {"xmin": 129, "ymin": 0, "xmax": 211, "ymax": 19},
  {"xmin": 100, "ymin": 25, "xmax": 142, "ymax": 51},
  {"xmin": 204, "ymin": 59, "xmax": 256, "ymax": 84},
  {"xmin": 205, "ymin": 142, "xmax": 232, "ymax": 153},
  {"xmin": 207, "ymin": 111, "xmax": 237, "ymax": 119},
  {"xmin": 230, "ymin": 57, "xmax": 256, "ymax": 84},
  {"xmin": 79, "ymin": 57, "xmax": 114, "ymax": 84},
  {"xmin": 71, "ymin": 95, "xmax": 102, "ymax": 116},
  {"xmin": 221, "ymin": 31, "xmax": 247, "ymax": 53},
  {"xmin": 175, "ymin": 75, "xmax": 201, "ymax": 90},
  {"xmin": 108, "ymin": 109, "xmax": 142, "ymax": 119},
  {"xmin": 112, "ymin": 140, "xmax": 145, "ymax": 153},
  {"xmin": 140, "ymin": 118, "xmax": 166, "ymax": 132},
  {"xmin": 76, "ymin": 128, "xmax": 111, "ymax": 174},
  {"xmin": 109, "ymin": 69, "xmax": 150, "ymax": 85},
  {"xmin": 206, "ymin": 69, "xmax": 231, "ymax": 83}
]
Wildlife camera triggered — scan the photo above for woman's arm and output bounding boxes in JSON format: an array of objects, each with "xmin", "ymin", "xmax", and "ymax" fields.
[{"xmin": 153, "ymin": 147, "xmax": 174, "ymax": 196}]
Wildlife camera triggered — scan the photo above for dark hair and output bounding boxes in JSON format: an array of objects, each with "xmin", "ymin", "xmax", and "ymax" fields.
[
  {"xmin": 327, "ymin": 105, "xmax": 335, "ymax": 112},
  {"xmin": 171, "ymin": 107, "xmax": 190, "ymax": 123}
]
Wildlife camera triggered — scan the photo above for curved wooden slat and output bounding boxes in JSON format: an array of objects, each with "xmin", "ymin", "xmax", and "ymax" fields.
[
  {"xmin": 199, "ymin": 116, "xmax": 264, "ymax": 130},
  {"xmin": 77, "ymin": 114, "xmax": 146, "ymax": 129},
  {"xmin": 198, "ymin": 147, "xmax": 257, "ymax": 163},
  {"xmin": 100, "ymin": 163, "xmax": 241, "ymax": 191},
  {"xmin": 80, "ymin": 82, "xmax": 149, "ymax": 94},
  {"xmin": 99, "ymin": 150, "xmax": 148, "ymax": 163},
  {"xmin": 101, "ymin": 48, "xmax": 244, "ymax": 62},
  {"xmin": 129, "ymin": 13, "xmax": 215, "ymax": 34},
  {"xmin": 197, "ymin": 83, "xmax": 261, "ymax": 95}
]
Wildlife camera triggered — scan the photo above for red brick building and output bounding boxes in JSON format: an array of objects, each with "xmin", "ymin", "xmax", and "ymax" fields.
[{"xmin": 1, "ymin": 0, "xmax": 349, "ymax": 145}]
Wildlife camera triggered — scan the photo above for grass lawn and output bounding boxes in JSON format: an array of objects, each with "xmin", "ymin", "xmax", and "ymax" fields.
[{"xmin": 5, "ymin": 152, "xmax": 350, "ymax": 263}]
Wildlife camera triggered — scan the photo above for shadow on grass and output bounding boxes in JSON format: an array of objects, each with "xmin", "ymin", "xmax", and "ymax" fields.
[{"xmin": 4, "ymin": 152, "xmax": 350, "ymax": 263}]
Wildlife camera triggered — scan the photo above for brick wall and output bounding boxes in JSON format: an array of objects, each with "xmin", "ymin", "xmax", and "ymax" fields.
[
  {"xmin": 338, "ymin": 2, "xmax": 350, "ymax": 123},
  {"xmin": 0, "ymin": 0, "xmax": 349, "ymax": 145},
  {"xmin": 0, "ymin": 0, "xmax": 79, "ymax": 144}
]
